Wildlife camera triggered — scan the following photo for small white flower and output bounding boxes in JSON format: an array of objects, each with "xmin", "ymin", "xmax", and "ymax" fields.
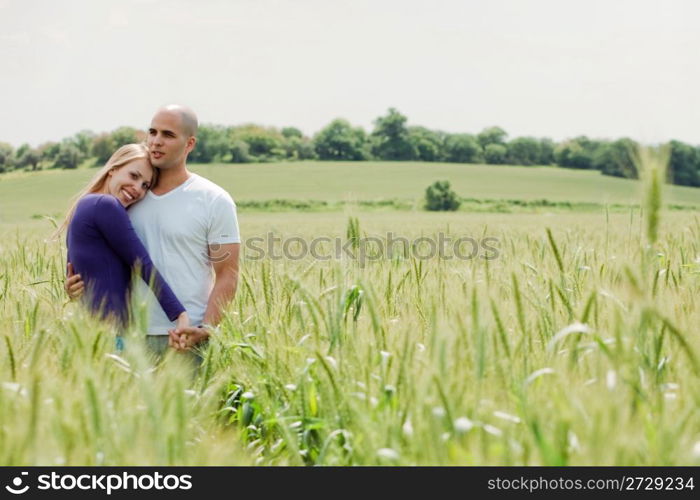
[
  {"xmin": 402, "ymin": 419, "xmax": 414, "ymax": 437},
  {"xmin": 2, "ymin": 383, "xmax": 28, "ymax": 398},
  {"xmin": 377, "ymin": 448, "xmax": 400, "ymax": 461},
  {"xmin": 350, "ymin": 392, "xmax": 366, "ymax": 401},
  {"xmin": 324, "ymin": 356, "xmax": 338, "ymax": 370},
  {"xmin": 568, "ymin": 431, "xmax": 580, "ymax": 451},
  {"xmin": 454, "ymin": 417, "xmax": 474, "ymax": 433},
  {"xmin": 432, "ymin": 406, "xmax": 446, "ymax": 418},
  {"xmin": 606, "ymin": 370, "xmax": 617, "ymax": 390},
  {"xmin": 524, "ymin": 368, "xmax": 555, "ymax": 385},
  {"xmin": 483, "ymin": 425, "xmax": 503, "ymax": 437},
  {"xmin": 493, "ymin": 411, "xmax": 521, "ymax": 424}
]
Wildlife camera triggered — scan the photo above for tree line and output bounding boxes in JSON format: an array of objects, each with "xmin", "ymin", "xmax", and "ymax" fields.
[{"xmin": 1, "ymin": 108, "xmax": 698, "ymax": 187}]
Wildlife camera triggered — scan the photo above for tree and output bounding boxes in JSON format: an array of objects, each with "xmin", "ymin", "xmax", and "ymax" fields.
[
  {"xmin": 477, "ymin": 126, "xmax": 507, "ymax": 149},
  {"xmin": 284, "ymin": 136, "xmax": 317, "ymax": 160},
  {"xmin": 111, "ymin": 127, "xmax": 141, "ymax": 148},
  {"xmin": 71, "ymin": 130, "xmax": 96, "ymax": 156},
  {"xmin": 229, "ymin": 140, "xmax": 251, "ymax": 163},
  {"xmin": 15, "ymin": 144, "xmax": 40, "ymax": 171},
  {"xmin": 444, "ymin": 134, "xmax": 481, "ymax": 163},
  {"xmin": 507, "ymin": 137, "xmax": 541, "ymax": 166},
  {"xmin": 594, "ymin": 138, "xmax": 638, "ymax": 179},
  {"xmin": 484, "ymin": 143, "xmax": 507, "ymax": 164},
  {"xmin": 38, "ymin": 142, "xmax": 60, "ymax": 165},
  {"xmin": 313, "ymin": 119, "xmax": 370, "ymax": 160},
  {"xmin": 54, "ymin": 142, "xmax": 82, "ymax": 169},
  {"xmin": 371, "ymin": 108, "xmax": 415, "ymax": 160},
  {"xmin": 189, "ymin": 124, "xmax": 229, "ymax": 163},
  {"xmin": 282, "ymin": 127, "xmax": 303, "ymax": 139},
  {"xmin": 538, "ymin": 138, "xmax": 556, "ymax": 165},
  {"xmin": 668, "ymin": 140, "xmax": 700, "ymax": 187},
  {"xmin": 230, "ymin": 125, "xmax": 285, "ymax": 161},
  {"xmin": 554, "ymin": 136, "xmax": 602, "ymax": 169},
  {"xmin": 0, "ymin": 143, "xmax": 14, "ymax": 172},
  {"xmin": 91, "ymin": 134, "xmax": 116, "ymax": 165},
  {"xmin": 424, "ymin": 180, "xmax": 461, "ymax": 211},
  {"xmin": 407, "ymin": 126, "xmax": 444, "ymax": 162}
]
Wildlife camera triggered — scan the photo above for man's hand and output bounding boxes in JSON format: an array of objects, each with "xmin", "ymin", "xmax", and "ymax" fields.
[
  {"xmin": 168, "ymin": 325, "xmax": 210, "ymax": 352},
  {"xmin": 65, "ymin": 263, "xmax": 84, "ymax": 300}
]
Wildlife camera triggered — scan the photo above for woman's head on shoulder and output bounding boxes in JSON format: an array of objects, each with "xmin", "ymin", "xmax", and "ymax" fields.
[
  {"xmin": 56, "ymin": 144, "xmax": 159, "ymax": 237},
  {"xmin": 103, "ymin": 144, "xmax": 158, "ymax": 207},
  {"xmin": 87, "ymin": 143, "xmax": 158, "ymax": 208}
]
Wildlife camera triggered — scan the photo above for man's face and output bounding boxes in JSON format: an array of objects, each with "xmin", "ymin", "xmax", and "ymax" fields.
[{"xmin": 147, "ymin": 110, "xmax": 194, "ymax": 169}]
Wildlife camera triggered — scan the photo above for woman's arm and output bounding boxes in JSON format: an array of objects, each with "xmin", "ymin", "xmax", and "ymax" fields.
[{"xmin": 91, "ymin": 195, "xmax": 187, "ymax": 322}]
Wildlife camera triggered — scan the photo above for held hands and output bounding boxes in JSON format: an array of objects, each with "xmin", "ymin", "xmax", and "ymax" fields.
[
  {"xmin": 168, "ymin": 313, "xmax": 210, "ymax": 352},
  {"xmin": 65, "ymin": 263, "xmax": 85, "ymax": 300}
]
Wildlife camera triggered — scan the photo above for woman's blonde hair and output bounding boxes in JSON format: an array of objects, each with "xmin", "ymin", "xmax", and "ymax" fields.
[{"xmin": 55, "ymin": 143, "xmax": 157, "ymax": 237}]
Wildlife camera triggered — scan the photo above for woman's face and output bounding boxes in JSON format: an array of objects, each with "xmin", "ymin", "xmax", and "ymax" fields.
[{"xmin": 106, "ymin": 158, "xmax": 154, "ymax": 207}]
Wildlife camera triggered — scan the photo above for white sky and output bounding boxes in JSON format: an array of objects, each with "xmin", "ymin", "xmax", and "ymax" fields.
[{"xmin": 1, "ymin": 0, "xmax": 698, "ymax": 147}]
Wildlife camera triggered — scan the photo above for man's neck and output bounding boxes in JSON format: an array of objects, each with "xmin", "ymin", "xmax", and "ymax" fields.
[{"xmin": 152, "ymin": 165, "xmax": 191, "ymax": 195}]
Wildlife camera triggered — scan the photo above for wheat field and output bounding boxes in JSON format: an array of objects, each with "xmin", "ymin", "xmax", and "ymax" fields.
[
  {"xmin": 1, "ymin": 207, "xmax": 699, "ymax": 465},
  {"xmin": 1, "ymin": 156, "xmax": 700, "ymax": 465}
]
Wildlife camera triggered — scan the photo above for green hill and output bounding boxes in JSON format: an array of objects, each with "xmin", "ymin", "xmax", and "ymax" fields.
[{"xmin": 1, "ymin": 161, "xmax": 698, "ymax": 224}]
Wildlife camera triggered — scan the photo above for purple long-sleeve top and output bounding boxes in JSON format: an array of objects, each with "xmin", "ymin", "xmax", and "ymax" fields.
[{"xmin": 66, "ymin": 193, "xmax": 185, "ymax": 327}]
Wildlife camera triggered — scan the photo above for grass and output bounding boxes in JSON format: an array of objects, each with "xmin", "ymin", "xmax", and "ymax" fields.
[
  {"xmin": 2, "ymin": 209, "xmax": 700, "ymax": 465},
  {"xmin": 1, "ymin": 156, "xmax": 700, "ymax": 465},
  {"xmin": 1, "ymin": 161, "xmax": 699, "ymax": 225}
]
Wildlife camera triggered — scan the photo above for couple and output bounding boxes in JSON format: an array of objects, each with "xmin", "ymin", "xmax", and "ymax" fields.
[{"xmin": 63, "ymin": 105, "xmax": 240, "ymax": 357}]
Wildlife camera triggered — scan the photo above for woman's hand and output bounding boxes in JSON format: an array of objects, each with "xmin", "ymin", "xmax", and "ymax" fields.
[
  {"xmin": 169, "ymin": 312, "xmax": 190, "ymax": 351},
  {"xmin": 175, "ymin": 311, "xmax": 190, "ymax": 331}
]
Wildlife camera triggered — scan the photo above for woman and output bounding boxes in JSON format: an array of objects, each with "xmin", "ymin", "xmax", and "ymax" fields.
[{"xmin": 59, "ymin": 143, "xmax": 188, "ymax": 336}]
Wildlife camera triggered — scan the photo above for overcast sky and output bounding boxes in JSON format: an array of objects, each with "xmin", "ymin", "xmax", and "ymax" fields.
[{"xmin": 1, "ymin": 0, "xmax": 698, "ymax": 147}]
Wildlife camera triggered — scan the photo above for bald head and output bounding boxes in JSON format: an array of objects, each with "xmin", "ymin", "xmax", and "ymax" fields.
[{"xmin": 156, "ymin": 104, "xmax": 198, "ymax": 137}]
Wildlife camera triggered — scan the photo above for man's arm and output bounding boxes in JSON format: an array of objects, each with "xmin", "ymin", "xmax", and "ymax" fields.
[
  {"xmin": 203, "ymin": 242, "xmax": 240, "ymax": 326},
  {"xmin": 169, "ymin": 243, "xmax": 240, "ymax": 350},
  {"xmin": 65, "ymin": 263, "xmax": 84, "ymax": 299}
]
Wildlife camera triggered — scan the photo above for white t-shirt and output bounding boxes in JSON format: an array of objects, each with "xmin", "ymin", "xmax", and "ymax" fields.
[{"xmin": 128, "ymin": 173, "xmax": 240, "ymax": 335}]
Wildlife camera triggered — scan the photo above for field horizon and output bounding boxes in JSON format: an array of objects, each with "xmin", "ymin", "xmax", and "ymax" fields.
[{"xmin": 1, "ymin": 161, "xmax": 699, "ymax": 227}]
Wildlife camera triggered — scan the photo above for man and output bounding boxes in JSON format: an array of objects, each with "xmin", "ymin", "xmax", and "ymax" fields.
[{"xmin": 66, "ymin": 104, "xmax": 240, "ymax": 355}]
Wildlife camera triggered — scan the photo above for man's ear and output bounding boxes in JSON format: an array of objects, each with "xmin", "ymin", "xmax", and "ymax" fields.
[{"xmin": 186, "ymin": 136, "xmax": 197, "ymax": 154}]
